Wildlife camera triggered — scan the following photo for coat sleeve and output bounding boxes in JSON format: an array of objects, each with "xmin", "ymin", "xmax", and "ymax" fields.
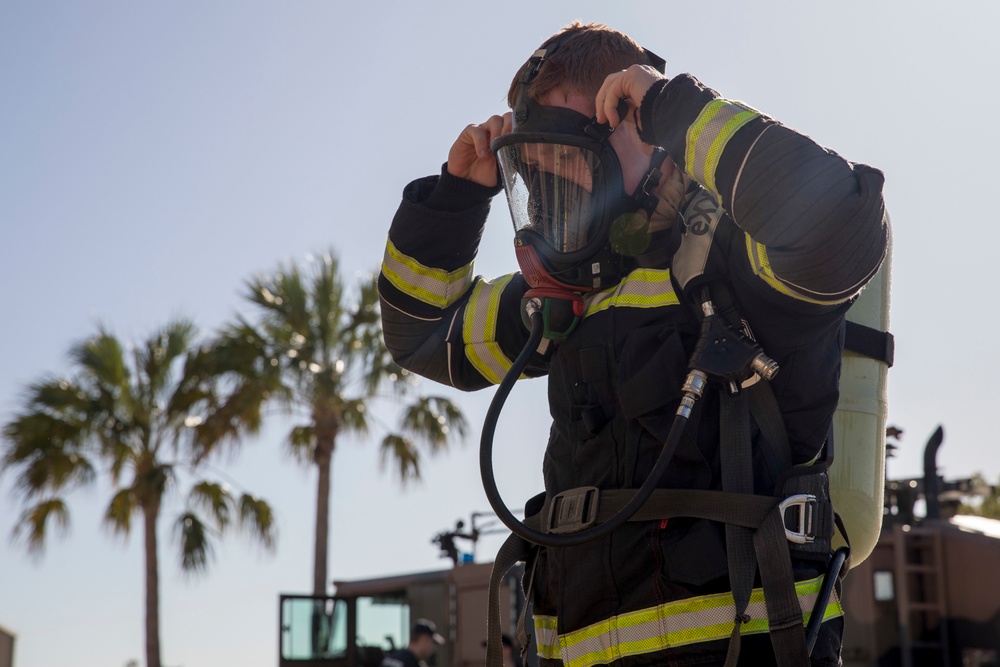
[
  {"xmin": 640, "ymin": 74, "xmax": 889, "ymax": 305},
  {"xmin": 378, "ymin": 167, "xmax": 546, "ymax": 391}
]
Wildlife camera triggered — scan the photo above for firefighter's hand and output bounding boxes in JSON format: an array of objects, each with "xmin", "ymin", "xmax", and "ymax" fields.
[
  {"xmin": 447, "ymin": 113, "xmax": 512, "ymax": 188},
  {"xmin": 596, "ymin": 65, "xmax": 665, "ymax": 129}
]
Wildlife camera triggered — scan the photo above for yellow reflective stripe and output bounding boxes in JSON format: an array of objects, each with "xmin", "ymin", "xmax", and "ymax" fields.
[
  {"xmin": 745, "ymin": 237, "xmax": 853, "ymax": 306},
  {"xmin": 462, "ymin": 274, "xmax": 518, "ymax": 384},
  {"xmin": 534, "ymin": 615, "xmax": 560, "ymax": 660},
  {"xmin": 685, "ymin": 99, "xmax": 758, "ymax": 201},
  {"xmin": 535, "ymin": 575, "xmax": 841, "ymax": 667},
  {"xmin": 381, "ymin": 239, "xmax": 473, "ymax": 308},
  {"xmin": 583, "ymin": 268, "xmax": 680, "ymax": 317}
]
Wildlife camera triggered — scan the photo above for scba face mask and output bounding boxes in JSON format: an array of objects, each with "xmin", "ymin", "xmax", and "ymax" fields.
[
  {"xmin": 493, "ymin": 107, "xmax": 632, "ymax": 293},
  {"xmin": 492, "ymin": 39, "xmax": 668, "ymax": 295}
]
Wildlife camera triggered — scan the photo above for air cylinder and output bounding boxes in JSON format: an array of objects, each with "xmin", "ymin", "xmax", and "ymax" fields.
[{"xmin": 829, "ymin": 219, "xmax": 892, "ymax": 566}]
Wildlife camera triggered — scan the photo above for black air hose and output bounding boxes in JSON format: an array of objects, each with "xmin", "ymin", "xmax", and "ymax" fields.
[{"xmin": 479, "ymin": 300, "xmax": 692, "ymax": 548}]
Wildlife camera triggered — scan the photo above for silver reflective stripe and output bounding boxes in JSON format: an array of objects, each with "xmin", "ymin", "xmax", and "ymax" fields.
[
  {"xmin": 462, "ymin": 274, "xmax": 518, "ymax": 384},
  {"xmin": 381, "ymin": 239, "xmax": 473, "ymax": 308},
  {"xmin": 534, "ymin": 616, "xmax": 560, "ymax": 660},
  {"xmin": 583, "ymin": 268, "xmax": 680, "ymax": 316},
  {"xmin": 686, "ymin": 100, "xmax": 758, "ymax": 201},
  {"xmin": 534, "ymin": 575, "xmax": 841, "ymax": 667}
]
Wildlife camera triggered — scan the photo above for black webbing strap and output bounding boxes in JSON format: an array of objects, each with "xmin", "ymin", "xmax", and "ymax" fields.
[
  {"xmin": 720, "ymin": 390, "xmax": 758, "ymax": 667},
  {"xmin": 536, "ymin": 488, "xmax": 777, "ymax": 528},
  {"xmin": 844, "ymin": 320, "xmax": 894, "ymax": 367},
  {"xmin": 746, "ymin": 379, "xmax": 793, "ymax": 483},
  {"xmin": 538, "ymin": 488, "xmax": 780, "ymax": 528},
  {"xmin": 515, "ymin": 556, "xmax": 537, "ymax": 666},
  {"xmin": 755, "ymin": 509, "xmax": 812, "ymax": 665},
  {"xmin": 486, "ymin": 532, "xmax": 532, "ymax": 667}
]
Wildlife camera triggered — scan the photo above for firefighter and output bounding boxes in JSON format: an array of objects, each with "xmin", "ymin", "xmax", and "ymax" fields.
[
  {"xmin": 378, "ymin": 21, "xmax": 888, "ymax": 667},
  {"xmin": 380, "ymin": 619, "xmax": 445, "ymax": 667}
]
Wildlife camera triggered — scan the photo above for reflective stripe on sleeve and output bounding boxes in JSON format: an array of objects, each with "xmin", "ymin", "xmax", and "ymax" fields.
[
  {"xmin": 583, "ymin": 268, "xmax": 680, "ymax": 316},
  {"xmin": 746, "ymin": 237, "xmax": 854, "ymax": 305},
  {"xmin": 381, "ymin": 239, "xmax": 474, "ymax": 308},
  {"xmin": 462, "ymin": 274, "xmax": 520, "ymax": 385},
  {"xmin": 685, "ymin": 99, "xmax": 758, "ymax": 202},
  {"xmin": 534, "ymin": 574, "xmax": 842, "ymax": 667}
]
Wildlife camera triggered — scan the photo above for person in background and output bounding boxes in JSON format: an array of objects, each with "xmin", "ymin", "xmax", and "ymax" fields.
[{"xmin": 380, "ymin": 619, "xmax": 445, "ymax": 667}]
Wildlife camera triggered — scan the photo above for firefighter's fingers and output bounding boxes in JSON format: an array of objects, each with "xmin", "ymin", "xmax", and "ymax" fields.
[
  {"xmin": 448, "ymin": 114, "xmax": 508, "ymax": 187},
  {"xmin": 472, "ymin": 114, "xmax": 510, "ymax": 157},
  {"xmin": 596, "ymin": 65, "xmax": 664, "ymax": 128},
  {"xmin": 595, "ymin": 70, "xmax": 628, "ymax": 127},
  {"xmin": 485, "ymin": 112, "xmax": 513, "ymax": 153}
]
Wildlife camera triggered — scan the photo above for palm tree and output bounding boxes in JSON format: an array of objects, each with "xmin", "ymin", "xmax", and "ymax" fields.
[
  {"xmin": 1, "ymin": 320, "xmax": 277, "ymax": 667},
  {"xmin": 216, "ymin": 251, "xmax": 467, "ymax": 595}
]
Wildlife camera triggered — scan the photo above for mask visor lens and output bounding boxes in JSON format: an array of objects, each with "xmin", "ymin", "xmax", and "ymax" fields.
[{"xmin": 496, "ymin": 142, "xmax": 601, "ymax": 253}]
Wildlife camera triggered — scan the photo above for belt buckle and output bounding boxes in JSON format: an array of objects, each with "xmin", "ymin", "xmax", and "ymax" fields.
[
  {"xmin": 779, "ymin": 494, "xmax": 816, "ymax": 544},
  {"xmin": 547, "ymin": 486, "xmax": 600, "ymax": 535}
]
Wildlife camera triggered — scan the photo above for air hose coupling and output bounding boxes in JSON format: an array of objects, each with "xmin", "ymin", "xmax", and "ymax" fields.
[
  {"xmin": 677, "ymin": 369, "xmax": 708, "ymax": 418},
  {"xmin": 524, "ymin": 297, "xmax": 544, "ymax": 318},
  {"xmin": 750, "ymin": 352, "xmax": 779, "ymax": 381}
]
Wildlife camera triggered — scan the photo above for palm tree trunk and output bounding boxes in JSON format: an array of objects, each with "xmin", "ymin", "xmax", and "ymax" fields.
[
  {"xmin": 312, "ymin": 435, "xmax": 334, "ymax": 596},
  {"xmin": 143, "ymin": 502, "xmax": 162, "ymax": 667}
]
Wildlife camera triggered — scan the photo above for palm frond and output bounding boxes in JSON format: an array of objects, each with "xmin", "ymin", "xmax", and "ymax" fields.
[
  {"xmin": 347, "ymin": 274, "xmax": 392, "ymax": 395},
  {"xmin": 191, "ymin": 318, "xmax": 293, "ymax": 462},
  {"xmin": 339, "ymin": 397, "xmax": 370, "ymax": 436},
  {"xmin": 284, "ymin": 424, "xmax": 316, "ymax": 466},
  {"xmin": 2, "ymin": 408, "xmax": 96, "ymax": 499},
  {"xmin": 138, "ymin": 319, "xmax": 197, "ymax": 398},
  {"xmin": 164, "ymin": 344, "xmax": 215, "ymax": 421},
  {"xmin": 29, "ymin": 377, "xmax": 93, "ymax": 415},
  {"xmin": 238, "ymin": 494, "xmax": 276, "ymax": 551},
  {"xmin": 349, "ymin": 273, "xmax": 381, "ymax": 329},
  {"xmin": 104, "ymin": 439, "xmax": 137, "ymax": 485},
  {"xmin": 173, "ymin": 511, "xmax": 213, "ymax": 573},
  {"xmin": 104, "ymin": 487, "xmax": 138, "ymax": 537},
  {"xmin": 69, "ymin": 329, "xmax": 130, "ymax": 394},
  {"xmin": 399, "ymin": 396, "xmax": 469, "ymax": 450},
  {"xmin": 188, "ymin": 481, "xmax": 233, "ymax": 530},
  {"xmin": 379, "ymin": 434, "xmax": 421, "ymax": 484},
  {"xmin": 191, "ymin": 381, "xmax": 271, "ymax": 462},
  {"xmin": 12, "ymin": 498, "xmax": 70, "ymax": 556},
  {"xmin": 311, "ymin": 252, "xmax": 345, "ymax": 361}
]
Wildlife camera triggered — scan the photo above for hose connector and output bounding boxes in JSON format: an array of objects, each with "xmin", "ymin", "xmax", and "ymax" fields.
[
  {"xmin": 750, "ymin": 352, "xmax": 779, "ymax": 381},
  {"xmin": 677, "ymin": 370, "xmax": 708, "ymax": 418},
  {"xmin": 524, "ymin": 297, "xmax": 543, "ymax": 318}
]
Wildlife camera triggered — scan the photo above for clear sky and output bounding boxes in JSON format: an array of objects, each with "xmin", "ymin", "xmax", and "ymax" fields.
[{"xmin": 2, "ymin": 2, "xmax": 998, "ymax": 666}]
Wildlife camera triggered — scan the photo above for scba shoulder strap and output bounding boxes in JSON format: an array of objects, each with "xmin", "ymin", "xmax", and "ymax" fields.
[
  {"xmin": 675, "ymin": 190, "xmax": 894, "ymax": 366},
  {"xmin": 671, "ymin": 191, "xmax": 851, "ymax": 665},
  {"xmin": 672, "ymin": 189, "xmax": 726, "ymax": 293}
]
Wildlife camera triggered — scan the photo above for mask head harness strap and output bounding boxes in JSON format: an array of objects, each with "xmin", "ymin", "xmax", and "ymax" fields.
[
  {"xmin": 629, "ymin": 48, "xmax": 668, "ymax": 218},
  {"xmin": 635, "ymin": 148, "xmax": 670, "ymax": 216}
]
